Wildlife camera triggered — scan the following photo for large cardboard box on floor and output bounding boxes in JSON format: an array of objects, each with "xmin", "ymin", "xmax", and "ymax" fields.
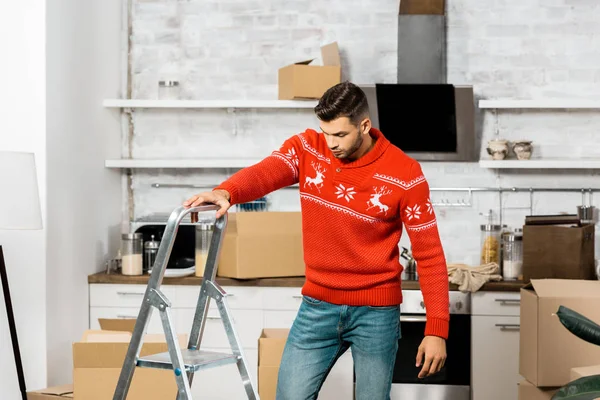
[
  {"xmin": 520, "ymin": 279, "xmax": 600, "ymax": 387},
  {"xmin": 258, "ymin": 329, "xmax": 289, "ymax": 400},
  {"xmin": 518, "ymin": 379, "xmax": 558, "ymax": 400},
  {"xmin": 217, "ymin": 212, "xmax": 305, "ymax": 279},
  {"xmin": 278, "ymin": 42, "xmax": 341, "ymax": 100},
  {"xmin": 571, "ymin": 364, "xmax": 600, "ymax": 380},
  {"xmin": 73, "ymin": 319, "xmax": 187, "ymax": 399},
  {"xmin": 27, "ymin": 384, "xmax": 73, "ymax": 399}
]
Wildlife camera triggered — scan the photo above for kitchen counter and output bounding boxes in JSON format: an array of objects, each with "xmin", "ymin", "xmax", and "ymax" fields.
[{"xmin": 88, "ymin": 272, "xmax": 525, "ymax": 292}]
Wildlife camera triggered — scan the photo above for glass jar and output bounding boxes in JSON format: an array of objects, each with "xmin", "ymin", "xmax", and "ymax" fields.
[
  {"xmin": 121, "ymin": 233, "xmax": 143, "ymax": 276},
  {"xmin": 158, "ymin": 80, "xmax": 180, "ymax": 100},
  {"xmin": 144, "ymin": 234, "xmax": 160, "ymax": 273},
  {"xmin": 502, "ymin": 229, "xmax": 523, "ymax": 280},
  {"xmin": 480, "ymin": 223, "xmax": 501, "ymax": 265},
  {"xmin": 195, "ymin": 222, "xmax": 214, "ymax": 277}
]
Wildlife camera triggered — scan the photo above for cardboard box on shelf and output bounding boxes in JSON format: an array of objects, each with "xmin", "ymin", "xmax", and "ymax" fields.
[
  {"xmin": 27, "ymin": 384, "xmax": 73, "ymax": 400},
  {"xmin": 258, "ymin": 329, "xmax": 289, "ymax": 400},
  {"xmin": 518, "ymin": 379, "xmax": 558, "ymax": 400},
  {"xmin": 520, "ymin": 279, "xmax": 600, "ymax": 387},
  {"xmin": 73, "ymin": 319, "xmax": 187, "ymax": 399},
  {"xmin": 278, "ymin": 42, "xmax": 341, "ymax": 100},
  {"xmin": 522, "ymin": 224, "xmax": 595, "ymax": 283},
  {"xmin": 217, "ymin": 212, "xmax": 305, "ymax": 279},
  {"xmin": 399, "ymin": 0, "xmax": 445, "ymax": 15}
]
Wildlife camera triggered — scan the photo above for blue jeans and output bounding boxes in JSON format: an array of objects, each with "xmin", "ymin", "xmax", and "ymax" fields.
[{"xmin": 275, "ymin": 295, "xmax": 401, "ymax": 400}]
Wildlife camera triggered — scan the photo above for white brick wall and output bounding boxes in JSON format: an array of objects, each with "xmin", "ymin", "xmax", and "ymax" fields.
[{"xmin": 126, "ymin": 0, "xmax": 600, "ymax": 266}]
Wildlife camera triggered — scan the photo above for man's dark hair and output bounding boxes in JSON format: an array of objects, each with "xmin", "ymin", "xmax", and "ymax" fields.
[{"xmin": 314, "ymin": 81, "xmax": 369, "ymax": 125}]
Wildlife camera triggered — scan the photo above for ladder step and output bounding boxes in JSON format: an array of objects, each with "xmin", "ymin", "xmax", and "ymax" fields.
[{"xmin": 137, "ymin": 349, "xmax": 240, "ymax": 372}]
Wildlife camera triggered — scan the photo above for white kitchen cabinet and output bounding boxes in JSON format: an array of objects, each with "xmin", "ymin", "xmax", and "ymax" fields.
[
  {"xmin": 89, "ymin": 306, "xmax": 166, "ymax": 334},
  {"xmin": 89, "ymin": 283, "xmax": 355, "ymax": 399},
  {"xmin": 320, "ymin": 350, "xmax": 355, "ymax": 400},
  {"xmin": 191, "ymin": 348, "xmax": 259, "ymax": 400},
  {"xmin": 471, "ymin": 292, "xmax": 521, "ymax": 400}
]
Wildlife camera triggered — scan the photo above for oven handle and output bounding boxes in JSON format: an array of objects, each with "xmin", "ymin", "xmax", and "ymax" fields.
[{"xmin": 400, "ymin": 315, "xmax": 427, "ymax": 322}]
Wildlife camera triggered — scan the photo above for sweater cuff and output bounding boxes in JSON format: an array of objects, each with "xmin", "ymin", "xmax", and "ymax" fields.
[
  {"xmin": 424, "ymin": 317, "xmax": 449, "ymax": 340},
  {"xmin": 213, "ymin": 183, "xmax": 238, "ymax": 206}
]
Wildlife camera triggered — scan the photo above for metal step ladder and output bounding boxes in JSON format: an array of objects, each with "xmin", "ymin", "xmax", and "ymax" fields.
[{"xmin": 113, "ymin": 205, "xmax": 259, "ymax": 400}]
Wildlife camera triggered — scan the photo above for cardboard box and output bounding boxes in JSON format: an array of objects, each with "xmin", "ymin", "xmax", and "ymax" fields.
[
  {"xmin": 27, "ymin": 384, "xmax": 73, "ymax": 400},
  {"xmin": 520, "ymin": 279, "xmax": 600, "ymax": 387},
  {"xmin": 258, "ymin": 329, "xmax": 289, "ymax": 400},
  {"xmin": 523, "ymin": 224, "xmax": 595, "ymax": 283},
  {"xmin": 278, "ymin": 42, "xmax": 341, "ymax": 100},
  {"xmin": 571, "ymin": 364, "xmax": 600, "ymax": 380},
  {"xmin": 218, "ymin": 212, "xmax": 305, "ymax": 279},
  {"xmin": 518, "ymin": 380, "xmax": 558, "ymax": 400},
  {"xmin": 73, "ymin": 319, "xmax": 187, "ymax": 399},
  {"xmin": 399, "ymin": 0, "xmax": 445, "ymax": 15}
]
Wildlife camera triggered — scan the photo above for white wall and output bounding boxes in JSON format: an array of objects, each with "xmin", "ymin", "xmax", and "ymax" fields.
[
  {"xmin": 128, "ymin": 0, "xmax": 600, "ymax": 267},
  {"xmin": 0, "ymin": 1, "xmax": 47, "ymax": 397},
  {"xmin": 45, "ymin": 0, "xmax": 122, "ymax": 386}
]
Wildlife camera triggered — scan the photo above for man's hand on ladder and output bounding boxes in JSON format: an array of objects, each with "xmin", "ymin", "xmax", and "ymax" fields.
[{"xmin": 183, "ymin": 189, "xmax": 232, "ymax": 221}]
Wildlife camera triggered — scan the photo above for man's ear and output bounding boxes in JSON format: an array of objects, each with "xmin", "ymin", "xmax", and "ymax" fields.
[{"xmin": 360, "ymin": 117, "xmax": 372, "ymax": 135}]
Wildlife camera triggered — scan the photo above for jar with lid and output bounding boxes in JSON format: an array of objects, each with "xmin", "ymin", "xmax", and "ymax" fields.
[
  {"xmin": 121, "ymin": 233, "xmax": 143, "ymax": 276},
  {"xmin": 502, "ymin": 229, "xmax": 523, "ymax": 280},
  {"xmin": 158, "ymin": 80, "xmax": 180, "ymax": 100},
  {"xmin": 480, "ymin": 210, "xmax": 501, "ymax": 265},
  {"xmin": 195, "ymin": 222, "xmax": 214, "ymax": 277},
  {"xmin": 144, "ymin": 234, "xmax": 160, "ymax": 273}
]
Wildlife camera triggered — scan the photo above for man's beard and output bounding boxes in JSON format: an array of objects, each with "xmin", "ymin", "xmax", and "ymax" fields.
[{"xmin": 337, "ymin": 134, "xmax": 364, "ymax": 160}]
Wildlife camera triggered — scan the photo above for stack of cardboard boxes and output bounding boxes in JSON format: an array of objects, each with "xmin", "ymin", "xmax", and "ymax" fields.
[
  {"xmin": 518, "ymin": 279, "xmax": 600, "ymax": 399},
  {"xmin": 27, "ymin": 319, "xmax": 187, "ymax": 400}
]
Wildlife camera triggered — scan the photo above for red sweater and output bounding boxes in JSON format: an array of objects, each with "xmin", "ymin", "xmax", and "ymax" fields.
[{"xmin": 215, "ymin": 128, "xmax": 450, "ymax": 338}]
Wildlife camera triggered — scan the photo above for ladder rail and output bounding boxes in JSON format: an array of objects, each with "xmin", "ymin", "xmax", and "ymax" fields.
[
  {"xmin": 188, "ymin": 212, "xmax": 228, "ymax": 350},
  {"xmin": 113, "ymin": 204, "xmax": 221, "ymax": 400}
]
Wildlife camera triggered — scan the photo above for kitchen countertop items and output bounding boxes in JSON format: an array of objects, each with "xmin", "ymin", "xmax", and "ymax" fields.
[{"xmin": 447, "ymin": 262, "xmax": 503, "ymax": 293}]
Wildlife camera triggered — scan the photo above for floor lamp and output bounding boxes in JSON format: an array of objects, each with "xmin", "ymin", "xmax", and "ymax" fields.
[{"xmin": 0, "ymin": 151, "xmax": 43, "ymax": 400}]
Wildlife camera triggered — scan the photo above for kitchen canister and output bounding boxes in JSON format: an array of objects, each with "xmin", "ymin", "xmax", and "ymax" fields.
[
  {"xmin": 502, "ymin": 229, "xmax": 523, "ymax": 280},
  {"xmin": 121, "ymin": 233, "xmax": 143, "ymax": 276},
  {"xmin": 195, "ymin": 222, "xmax": 214, "ymax": 277}
]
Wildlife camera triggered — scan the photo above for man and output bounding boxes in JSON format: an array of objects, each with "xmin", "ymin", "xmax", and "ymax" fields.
[{"xmin": 183, "ymin": 81, "xmax": 450, "ymax": 399}]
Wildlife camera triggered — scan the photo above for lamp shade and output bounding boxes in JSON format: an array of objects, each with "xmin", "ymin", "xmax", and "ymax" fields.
[{"xmin": 0, "ymin": 151, "xmax": 42, "ymax": 230}]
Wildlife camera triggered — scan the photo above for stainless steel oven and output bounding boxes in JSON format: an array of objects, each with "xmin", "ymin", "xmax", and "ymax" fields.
[{"xmin": 353, "ymin": 290, "xmax": 471, "ymax": 400}]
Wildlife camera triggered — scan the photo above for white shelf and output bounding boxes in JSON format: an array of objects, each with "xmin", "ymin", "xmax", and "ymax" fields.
[
  {"xmin": 105, "ymin": 158, "xmax": 263, "ymax": 169},
  {"xmin": 103, "ymin": 99, "xmax": 318, "ymax": 109},
  {"xmin": 479, "ymin": 99, "xmax": 600, "ymax": 109},
  {"xmin": 479, "ymin": 159, "xmax": 600, "ymax": 169}
]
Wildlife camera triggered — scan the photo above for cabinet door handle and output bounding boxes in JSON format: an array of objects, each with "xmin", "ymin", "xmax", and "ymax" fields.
[
  {"xmin": 495, "ymin": 323, "xmax": 520, "ymax": 331},
  {"xmin": 117, "ymin": 314, "xmax": 137, "ymax": 319},
  {"xmin": 116, "ymin": 291, "xmax": 144, "ymax": 296},
  {"xmin": 207, "ymin": 315, "xmax": 221, "ymax": 320},
  {"xmin": 494, "ymin": 299, "xmax": 520, "ymax": 305},
  {"xmin": 292, "ymin": 295, "xmax": 302, "ymax": 299}
]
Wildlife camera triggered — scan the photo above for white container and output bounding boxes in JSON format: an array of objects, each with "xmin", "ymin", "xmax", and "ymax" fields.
[
  {"xmin": 121, "ymin": 233, "xmax": 143, "ymax": 276},
  {"xmin": 502, "ymin": 230, "xmax": 523, "ymax": 280},
  {"xmin": 195, "ymin": 222, "xmax": 214, "ymax": 277}
]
